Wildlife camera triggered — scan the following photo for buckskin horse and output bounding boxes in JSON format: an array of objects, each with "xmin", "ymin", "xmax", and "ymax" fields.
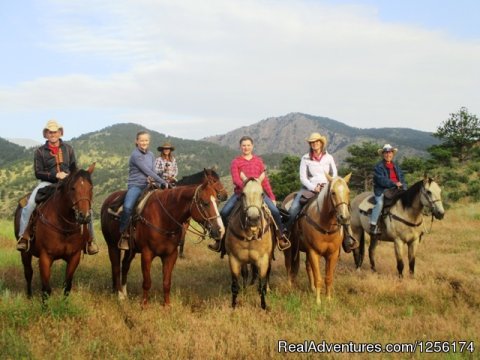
[
  {"xmin": 100, "ymin": 168, "xmax": 227, "ymax": 306},
  {"xmin": 13, "ymin": 163, "xmax": 96, "ymax": 300},
  {"xmin": 283, "ymin": 174, "xmax": 352, "ymax": 305},
  {"xmin": 225, "ymin": 173, "xmax": 273, "ymax": 309},
  {"xmin": 350, "ymin": 175, "xmax": 445, "ymax": 277}
]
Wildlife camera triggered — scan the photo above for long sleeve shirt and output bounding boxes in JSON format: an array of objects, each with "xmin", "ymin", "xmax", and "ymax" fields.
[
  {"xmin": 34, "ymin": 140, "xmax": 76, "ymax": 183},
  {"xmin": 231, "ymin": 155, "xmax": 276, "ymax": 201},
  {"xmin": 155, "ymin": 157, "xmax": 178, "ymax": 181},
  {"xmin": 299, "ymin": 151, "xmax": 337, "ymax": 191},
  {"xmin": 373, "ymin": 160, "xmax": 407, "ymax": 196},
  {"xmin": 127, "ymin": 147, "xmax": 167, "ymax": 187}
]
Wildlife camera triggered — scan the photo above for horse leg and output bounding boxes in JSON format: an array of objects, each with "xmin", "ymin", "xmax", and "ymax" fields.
[
  {"xmin": 241, "ymin": 264, "xmax": 249, "ymax": 288},
  {"xmin": 408, "ymin": 239, "xmax": 419, "ymax": 277},
  {"xmin": 250, "ymin": 264, "xmax": 259, "ymax": 286},
  {"xmin": 107, "ymin": 245, "xmax": 121, "ymax": 293},
  {"xmin": 305, "ymin": 253, "xmax": 315, "ymax": 292},
  {"xmin": 324, "ymin": 251, "xmax": 340, "ymax": 300},
  {"xmin": 394, "ymin": 239, "xmax": 405, "ymax": 278},
  {"xmin": 21, "ymin": 252, "xmax": 33, "ymax": 298},
  {"xmin": 38, "ymin": 252, "xmax": 53, "ymax": 302},
  {"xmin": 353, "ymin": 230, "xmax": 365, "ymax": 270},
  {"xmin": 307, "ymin": 250, "xmax": 322, "ymax": 305},
  {"xmin": 257, "ymin": 256, "xmax": 270, "ymax": 310},
  {"xmin": 120, "ymin": 251, "xmax": 136, "ymax": 300},
  {"xmin": 179, "ymin": 223, "xmax": 187, "ymax": 259},
  {"xmin": 160, "ymin": 251, "xmax": 178, "ymax": 306},
  {"xmin": 284, "ymin": 247, "xmax": 293, "ymax": 286},
  {"xmin": 140, "ymin": 250, "xmax": 154, "ymax": 307},
  {"xmin": 368, "ymin": 235, "xmax": 378, "ymax": 272},
  {"xmin": 229, "ymin": 256, "xmax": 242, "ymax": 308},
  {"xmin": 63, "ymin": 252, "xmax": 81, "ymax": 296}
]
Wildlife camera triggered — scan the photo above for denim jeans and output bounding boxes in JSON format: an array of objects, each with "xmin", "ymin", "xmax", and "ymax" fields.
[
  {"xmin": 18, "ymin": 181, "xmax": 51, "ymax": 238},
  {"xmin": 370, "ymin": 193, "xmax": 384, "ymax": 225},
  {"xmin": 119, "ymin": 185, "xmax": 145, "ymax": 232},
  {"xmin": 220, "ymin": 194, "xmax": 239, "ymax": 227},
  {"xmin": 285, "ymin": 191, "xmax": 303, "ymax": 230},
  {"xmin": 263, "ymin": 195, "xmax": 284, "ymax": 233}
]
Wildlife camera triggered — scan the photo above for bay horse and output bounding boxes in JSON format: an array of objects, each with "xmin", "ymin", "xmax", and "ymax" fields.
[
  {"xmin": 100, "ymin": 168, "xmax": 227, "ymax": 306},
  {"xmin": 283, "ymin": 174, "xmax": 352, "ymax": 305},
  {"xmin": 350, "ymin": 175, "xmax": 445, "ymax": 277},
  {"xmin": 13, "ymin": 163, "xmax": 96, "ymax": 300},
  {"xmin": 225, "ymin": 173, "xmax": 273, "ymax": 309}
]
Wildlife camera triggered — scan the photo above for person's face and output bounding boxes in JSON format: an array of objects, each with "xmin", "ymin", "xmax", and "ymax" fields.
[
  {"xmin": 136, "ymin": 134, "xmax": 150, "ymax": 151},
  {"xmin": 162, "ymin": 148, "xmax": 171, "ymax": 155},
  {"xmin": 383, "ymin": 150, "xmax": 394, "ymax": 162},
  {"xmin": 240, "ymin": 140, "xmax": 253, "ymax": 156},
  {"xmin": 46, "ymin": 130, "xmax": 61, "ymax": 145},
  {"xmin": 309, "ymin": 140, "xmax": 323, "ymax": 152}
]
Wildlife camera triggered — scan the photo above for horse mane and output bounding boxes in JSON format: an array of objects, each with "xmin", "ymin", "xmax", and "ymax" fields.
[
  {"xmin": 58, "ymin": 168, "xmax": 93, "ymax": 191},
  {"xmin": 398, "ymin": 178, "xmax": 429, "ymax": 208},
  {"xmin": 176, "ymin": 168, "xmax": 219, "ymax": 186}
]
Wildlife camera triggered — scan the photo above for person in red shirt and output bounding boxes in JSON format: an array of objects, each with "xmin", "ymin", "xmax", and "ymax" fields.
[{"xmin": 208, "ymin": 136, "xmax": 290, "ymax": 252}]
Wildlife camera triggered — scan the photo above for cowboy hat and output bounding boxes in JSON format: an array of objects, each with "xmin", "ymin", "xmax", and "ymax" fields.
[
  {"xmin": 42, "ymin": 120, "xmax": 64, "ymax": 138},
  {"xmin": 305, "ymin": 132, "xmax": 327, "ymax": 147},
  {"xmin": 157, "ymin": 142, "xmax": 175, "ymax": 151},
  {"xmin": 378, "ymin": 144, "xmax": 398, "ymax": 155}
]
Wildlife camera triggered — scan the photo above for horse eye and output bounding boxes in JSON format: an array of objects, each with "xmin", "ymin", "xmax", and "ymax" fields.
[{"xmin": 427, "ymin": 191, "xmax": 432, "ymax": 196}]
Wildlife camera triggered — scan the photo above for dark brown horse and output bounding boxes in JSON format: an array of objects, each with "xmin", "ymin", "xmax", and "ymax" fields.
[
  {"xmin": 101, "ymin": 168, "xmax": 227, "ymax": 306},
  {"xmin": 13, "ymin": 163, "xmax": 96, "ymax": 300}
]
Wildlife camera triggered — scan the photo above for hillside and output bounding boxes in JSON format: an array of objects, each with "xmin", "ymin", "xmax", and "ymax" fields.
[
  {"xmin": 203, "ymin": 112, "xmax": 439, "ymax": 162},
  {"xmin": 0, "ymin": 138, "xmax": 29, "ymax": 167}
]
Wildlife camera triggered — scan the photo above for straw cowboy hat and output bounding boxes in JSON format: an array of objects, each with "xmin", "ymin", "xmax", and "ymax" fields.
[
  {"xmin": 305, "ymin": 132, "xmax": 327, "ymax": 147},
  {"xmin": 42, "ymin": 120, "xmax": 64, "ymax": 138},
  {"xmin": 157, "ymin": 142, "xmax": 175, "ymax": 151},
  {"xmin": 377, "ymin": 144, "xmax": 398, "ymax": 155}
]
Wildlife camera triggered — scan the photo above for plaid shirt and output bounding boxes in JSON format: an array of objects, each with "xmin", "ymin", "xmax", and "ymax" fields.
[
  {"xmin": 155, "ymin": 157, "xmax": 178, "ymax": 182},
  {"xmin": 231, "ymin": 155, "xmax": 276, "ymax": 201}
]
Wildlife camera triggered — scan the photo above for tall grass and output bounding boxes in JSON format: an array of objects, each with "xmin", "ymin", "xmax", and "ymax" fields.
[{"xmin": 0, "ymin": 205, "xmax": 478, "ymax": 359}]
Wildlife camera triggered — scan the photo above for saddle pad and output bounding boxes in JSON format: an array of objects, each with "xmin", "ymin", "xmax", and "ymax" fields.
[
  {"xmin": 359, "ymin": 195, "xmax": 375, "ymax": 214},
  {"xmin": 136, "ymin": 190, "xmax": 155, "ymax": 215}
]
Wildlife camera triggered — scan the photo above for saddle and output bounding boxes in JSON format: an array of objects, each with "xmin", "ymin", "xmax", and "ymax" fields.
[
  {"xmin": 281, "ymin": 189, "xmax": 318, "ymax": 223},
  {"xmin": 360, "ymin": 188, "xmax": 406, "ymax": 216},
  {"xmin": 107, "ymin": 187, "xmax": 157, "ymax": 219},
  {"xmin": 35, "ymin": 184, "xmax": 57, "ymax": 204}
]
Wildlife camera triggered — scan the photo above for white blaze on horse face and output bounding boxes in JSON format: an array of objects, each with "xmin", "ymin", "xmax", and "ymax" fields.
[
  {"xmin": 243, "ymin": 180, "xmax": 263, "ymax": 223},
  {"xmin": 210, "ymin": 195, "xmax": 225, "ymax": 237}
]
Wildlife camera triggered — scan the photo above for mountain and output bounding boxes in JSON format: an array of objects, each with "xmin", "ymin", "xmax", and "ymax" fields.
[
  {"xmin": 6, "ymin": 138, "xmax": 42, "ymax": 148},
  {"xmin": 0, "ymin": 137, "xmax": 29, "ymax": 167},
  {"xmin": 203, "ymin": 112, "xmax": 439, "ymax": 162}
]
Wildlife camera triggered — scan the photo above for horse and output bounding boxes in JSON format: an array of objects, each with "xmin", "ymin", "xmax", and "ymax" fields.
[
  {"xmin": 225, "ymin": 173, "xmax": 273, "ymax": 309},
  {"xmin": 350, "ymin": 175, "xmax": 445, "ymax": 277},
  {"xmin": 283, "ymin": 174, "xmax": 352, "ymax": 305},
  {"xmin": 100, "ymin": 168, "xmax": 227, "ymax": 306},
  {"xmin": 13, "ymin": 163, "xmax": 96, "ymax": 300}
]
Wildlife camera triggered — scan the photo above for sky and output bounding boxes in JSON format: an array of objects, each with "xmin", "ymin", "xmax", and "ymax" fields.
[{"xmin": 1, "ymin": 0, "xmax": 479, "ymax": 141}]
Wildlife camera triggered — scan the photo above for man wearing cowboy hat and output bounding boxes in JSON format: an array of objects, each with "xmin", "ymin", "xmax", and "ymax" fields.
[
  {"xmin": 16, "ymin": 120, "xmax": 99, "ymax": 255},
  {"xmin": 155, "ymin": 141, "xmax": 178, "ymax": 185},
  {"xmin": 370, "ymin": 144, "xmax": 407, "ymax": 234}
]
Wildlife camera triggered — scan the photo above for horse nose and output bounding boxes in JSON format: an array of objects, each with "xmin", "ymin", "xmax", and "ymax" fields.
[
  {"xmin": 246, "ymin": 208, "xmax": 260, "ymax": 224},
  {"xmin": 434, "ymin": 211, "xmax": 444, "ymax": 220},
  {"xmin": 75, "ymin": 210, "xmax": 91, "ymax": 224}
]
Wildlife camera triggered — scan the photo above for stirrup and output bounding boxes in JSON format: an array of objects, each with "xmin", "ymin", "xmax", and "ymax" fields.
[
  {"xmin": 16, "ymin": 237, "xmax": 30, "ymax": 252},
  {"xmin": 208, "ymin": 240, "xmax": 221, "ymax": 253},
  {"xmin": 277, "ymin": 234, "xmax": 291, "ymax": 251},
  {"xmin": 86, "ymin": 241, "xmax": 99, "ymax": 255},
  {"xmin": 118, "ymin": 233, "xmax": 130, "ymax": 251}
]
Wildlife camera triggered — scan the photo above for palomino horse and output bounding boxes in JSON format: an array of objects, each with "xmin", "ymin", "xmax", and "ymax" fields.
[
  {"xmin": 283, "ymin": 174, "xmax": 352, "ymax": 305},
  {"xmin": 100, "ymin": 168, "xmax": 227, "ymax": 306},
  {"xmin": 225, "ymin": 173, "xmax": 273, "ymax": 309},
  {"xmin": 13, "ymin": 163, "xmax": 96, "ymax": 300},
  {"xmin": 350, "ymin": 176, "xmax": 444, "ymax": 277}
]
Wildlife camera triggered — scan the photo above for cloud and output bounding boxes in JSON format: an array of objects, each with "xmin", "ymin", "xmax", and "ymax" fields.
[{"xmin": 1, "ymin": 0, "xmax": 479, "ymax": 137}]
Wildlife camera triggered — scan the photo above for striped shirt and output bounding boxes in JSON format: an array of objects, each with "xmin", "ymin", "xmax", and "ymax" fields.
[{"xmin": 231, "ymin": 155, "xmax": 276, "ymax": 201}]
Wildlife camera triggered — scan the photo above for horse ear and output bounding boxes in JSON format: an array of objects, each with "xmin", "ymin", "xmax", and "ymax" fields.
[
  {"xmin": 325, "ymin": 172, "xmax": 333, "ymax": 182},
  {"xmin": 240, "ymin": 171, "xmax": 248, "ymax": 182},
  {"xmin": 258, "ymin": 171, "xmax": 266, "ymax": 183},
  {"xmin": 343, "ymin": 172, "xmax": 352, "ymax": 183},
  {"xmin": 87, "ymin": 162, "xmax": 96, "ymax": 174}
]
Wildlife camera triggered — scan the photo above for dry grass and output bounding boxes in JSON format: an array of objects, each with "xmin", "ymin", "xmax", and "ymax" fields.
[{"xmin": 1, "ymin": 204, "xmax": 479, "ymax": 359}]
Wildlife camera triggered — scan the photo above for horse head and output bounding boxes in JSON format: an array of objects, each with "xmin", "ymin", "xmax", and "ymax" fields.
[
  {"xmin": 61, "ymin": 163, "xmax": 95, "ymax": 224},
  {"xmin": 421, "ymin": 175, "xmax": 445, "ymax": 220},
  {"xmin": 204, "ymin": 168, "xmax": 228, "ymax": 201},
  {"xmin": 325, "ymin": 173, "xmax": 352, "ymax": 225},
  {"xmin": 240, "ymin": 172, "xmax": 265, "ymax": 227}
]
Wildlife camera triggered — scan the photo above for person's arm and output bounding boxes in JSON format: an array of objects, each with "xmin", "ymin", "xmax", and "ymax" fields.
[
  {"xmin": 374, "ymin": 163, "xmax": 396, "ymax": 189},
  {"xmin": 329, "ymin": 155, "xmax": 338, "ymax": 177},
  {"xmin": 171, "ymin": 159, "xmax": 178, "ymax": 178},
  {"xmin": 154, "ymin": 158, "xmax": 163, "ymax": 175},
  {"xmin": 133, "ymin": 153, "xmax": 167, "ymax": 185},
  {"xmin": 299, "ymin": 156, "xmax": 315, "ymax": 191},
  {"xmin": 230, "ymin": 157, "xmax": 244, "ymax": 190},
  {"xmin": 396, "ymin": 164, "xmax": 408, "ymax": 189}
]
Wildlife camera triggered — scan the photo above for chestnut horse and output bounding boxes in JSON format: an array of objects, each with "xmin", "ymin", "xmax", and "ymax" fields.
[
  {"xmin": 225, "ymin": 173, "xmax": 273, "ymax": 309},
  {"xmin": 100, "ymin": 168, "xmax": 227, "ymax": 306},
  {"xmin": 350, "ymin": 176, "xmax": 445, "ymax": 277},
  {"xmin": 283, "ymin": 174, "xmax": 352, "ymax": 305},
  {"xmin": 13, "ymin": 163, "xmax": 96, "ymax": 300}
]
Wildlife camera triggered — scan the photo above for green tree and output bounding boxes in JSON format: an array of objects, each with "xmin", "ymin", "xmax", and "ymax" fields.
[
  {"xmin": 269, "ymin": 155, "xmax": 301, "ymax": 201},
  {"xmin": 401, "ymin": 156, "xmax": 426, "ymax": 175},
  {"xmin": 344, "ymin": 141, "xmax": 380, "ymax": 192},
  {"xmin": 433, "ymin": 107, "xmax": 480, "ymax": 162}
]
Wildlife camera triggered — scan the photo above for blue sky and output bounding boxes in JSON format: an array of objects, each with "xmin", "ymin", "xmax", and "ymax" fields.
[{"xmin": 1, "ymin": 0, "xmax": 479, "ymax": 141}]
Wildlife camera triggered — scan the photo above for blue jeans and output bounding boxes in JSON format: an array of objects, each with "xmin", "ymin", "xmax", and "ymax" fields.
[
  {"xmin": 18, "ymin": 181, "xmax": 51, "ymax": 238},
  {"xmin": 220, "ymin": 194, "xmax": 284, "ymax": 233},
  {"xmin": 285, "ymin": 191, "xmax": 303, "ymax": 230},
  {"xmin": 370, "ymin": 193, "xmax": 384, "ymax": 225},
  {"xmin": 119, "ymin": 185, "xmax": 145, "ymax": 232}
]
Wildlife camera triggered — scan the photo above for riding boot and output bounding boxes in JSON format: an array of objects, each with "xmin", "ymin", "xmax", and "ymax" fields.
[
  {"xmin": 86, "ymin": 239, "xmax": 99, "ymax": 255},
  {"xmin": 369, "ymin": 224, "xmax": 381, "ymax": 235},
  {"xmin": 118, "ymin": 231, "xmax": 130, "ymax": 251},
  {"xmin": 276, "ymin": 229, "xmax": 291, "ymax": 251},
  {"xmin": 16, "ymin": 234, "xmax": 30, "ymax": 252}
]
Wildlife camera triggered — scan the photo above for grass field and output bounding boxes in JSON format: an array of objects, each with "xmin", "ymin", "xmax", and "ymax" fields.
[{"xmin": 0, "ymin": 204, "xmax": 479, "ymax": 359}]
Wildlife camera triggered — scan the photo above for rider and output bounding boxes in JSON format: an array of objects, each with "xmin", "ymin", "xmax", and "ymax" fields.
[
  {"xmin": 370, "ymin": 144, "xmax": 407, "ymax": 235},
  {"xmin": 118, "ymin": 131, "xmax": 169, "ymax": 251},
  {"xmin": 16, "ymin": 120, "xmax": 99, "ymax": 255},
  {"xmin": 208, "ymin": 135, "xmax": 290, "ymax": 252},
  {"xmin": 285, "ymin": 132, "xmax": 358, "ymax": 252},
  {"xmin": 155, "ymin": 141, "xmax": 178, "ymax": 186}
]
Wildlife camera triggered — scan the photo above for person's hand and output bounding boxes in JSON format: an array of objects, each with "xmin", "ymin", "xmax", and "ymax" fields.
[
  {"xmin": 314, "ymin": 184, "xmax": 322, "ymax": 193},
  {"xmin": 56, "ymin": 171, "xmax": 68, "ymax": 180},
  {"xmin": 395, "ymin": 182, "xmax": 403, "ymax": 188}
]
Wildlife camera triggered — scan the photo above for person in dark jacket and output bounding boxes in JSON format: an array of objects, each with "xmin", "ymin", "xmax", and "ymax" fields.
[
  {"xmin": 118, "ymin": 131, "xmax": 168, "ymax": 250},
  {"xmin": 17, "ymin": 120, "xmax": 99, "ymax": 254},
  {"xmin": 370, "ymin": 144, "xmax": 407, "ymax": 234}
]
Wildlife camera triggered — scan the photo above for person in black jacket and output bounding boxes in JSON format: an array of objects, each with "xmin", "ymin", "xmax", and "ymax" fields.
[
  {"xmin": 16, "ymin": 120, "xmax": 99, "ymax": 254},
  {"xmin": 370, "ymin": 144, "xmax": 407, "ymax": 234}
]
